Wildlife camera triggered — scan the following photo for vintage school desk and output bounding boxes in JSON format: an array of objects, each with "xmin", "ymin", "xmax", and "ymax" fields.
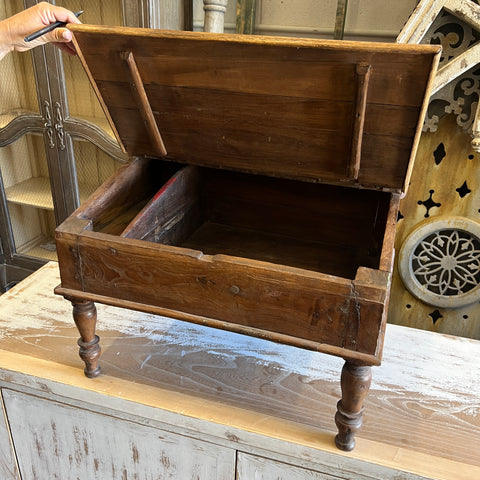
[{"xmin": 54, "ymin": 25, "xmax": 440, "ymax": 451}]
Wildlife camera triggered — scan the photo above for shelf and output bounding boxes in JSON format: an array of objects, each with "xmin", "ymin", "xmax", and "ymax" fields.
[
  {"xmin": 5, "ymin": 177, "xmax": 53, "ymax": 210},
  {"xmin": 5, "ymin": 176, "xmax": 99, "ymax": 211},
  {"xmin": 22, "ymin": 244, "xmax": 57, "ymax": 262},
  {"xmin": 17, "ymin": 236, "xmax": 57, "ymax": 262}
]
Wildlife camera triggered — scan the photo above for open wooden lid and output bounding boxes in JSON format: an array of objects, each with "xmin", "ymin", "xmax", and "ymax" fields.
[{"xmin": 69, "ymin": 25, "xmax": 440, "ymax": 193}]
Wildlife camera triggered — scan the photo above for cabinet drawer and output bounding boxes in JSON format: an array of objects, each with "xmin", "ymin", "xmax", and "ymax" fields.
[
  {"xmin": 236, "ymin": 452, "xmax": 340, "ymax": 480},
  {"xmin": 3, "ymin": 389, "xmax": 235, "ymax": 479}
]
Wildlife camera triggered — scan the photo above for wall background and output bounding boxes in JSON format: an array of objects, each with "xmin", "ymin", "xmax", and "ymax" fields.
[{"xmin": 193, "ymin": 0, "xmax": 418, "ymax": 41}]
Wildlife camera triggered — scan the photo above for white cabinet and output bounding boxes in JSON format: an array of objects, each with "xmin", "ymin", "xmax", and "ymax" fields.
[{"xmin": 2, "ymin": 389, "xmax": 235, "ymax": 479}]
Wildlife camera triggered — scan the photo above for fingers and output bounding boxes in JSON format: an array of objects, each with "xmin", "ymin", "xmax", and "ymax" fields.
[
  {"xmin": 2, "ymin": 2, "xmax": 81, "ymax": 55},
  {"xmin": 37, "ymin": 2, "xmax": 81, "ymax": 27}
]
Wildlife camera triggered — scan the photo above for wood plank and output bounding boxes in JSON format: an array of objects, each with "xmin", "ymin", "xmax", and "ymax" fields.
[
  {"xmin": 179, "ymin": 222, "xmax": 368, "ymax": 279},
  {"xmin": 102, "ymin": 99, "xmax": 421, "ymax": 189},
  {"xmin": 71, "ymin": 27, "xmax": 438, "ymax": 107},
  {"xmin": 122, "ymin": 51, "xmax": 167, "ymax": 156},
  {"xmin": 103, "ymin": 86, "xmax": 354, "ymax": 181},
  {"xmin": 61, "ymin": 230, "xmax": 387, "ymax": 359},
  {"xmin": 0, "ymin": 263, "xmax": 478, "ymax": 479},
  {"xmin": 121, "ymin": 165, "xmax": 203, "ymax": 244},
  {"xmin": 0, "ymin": 350, "xmax": 476, "ymax": 480},
  {"xmin": 349, "ymin": 63, "xmax": 372, "ymax": 180},
  {"xmin": 77, "ymin": 158, "xmax": 180, "ymax": 233},
  {"xmin": 5, "ymin": 177, "xmax": 53, "ymax": 210}
]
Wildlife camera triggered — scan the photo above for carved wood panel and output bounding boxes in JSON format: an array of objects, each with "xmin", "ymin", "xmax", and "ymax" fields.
[
  {"xmin": 391, "ymin": 0, "xmax": 480, "ymax": 339},
  {"xmin": 390, "ymin": 112, "xmax": 480, "ymax": 339}
]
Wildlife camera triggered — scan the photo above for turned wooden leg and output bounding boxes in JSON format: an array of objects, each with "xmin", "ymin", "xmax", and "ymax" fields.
[
  {"xmin": 335, "ymin": 361, "xmax": 372, "ymax": 451},
  {"xmin": 67, "ymin": 298, "xmax": 101, "ymax": 378}
]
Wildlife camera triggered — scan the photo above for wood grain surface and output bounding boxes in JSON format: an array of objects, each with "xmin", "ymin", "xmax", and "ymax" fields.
[
  {"xmin": 69, "ymin": 24, "xmax": 440, "ymax": 192},
  {"xmin": 0, "ymin": 262, "xmax": 478, "ymax": 475}
]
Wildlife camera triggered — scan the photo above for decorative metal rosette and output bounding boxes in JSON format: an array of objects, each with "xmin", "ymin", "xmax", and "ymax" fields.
[{"xmin": 399, "ymin": 217, "xmax": 480, "ymax": 308}]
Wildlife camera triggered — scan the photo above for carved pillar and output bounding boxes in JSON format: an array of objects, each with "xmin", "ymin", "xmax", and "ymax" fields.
[
  {"xmin": 335, "ymin": 361, "xmax": 372, "ymax": 451},
  {"xmin": 68, "ymin": 298, "xmax": 102, "ymax": 378},
  {"xmin": 203, "ymin": 0, "xmax": 229, "ymax": 33}
]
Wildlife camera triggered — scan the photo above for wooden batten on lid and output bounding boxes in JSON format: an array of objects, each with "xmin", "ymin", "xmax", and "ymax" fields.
[{"xmin": 69, "ymin": 24, "xmax": 441, "ymax": 194}]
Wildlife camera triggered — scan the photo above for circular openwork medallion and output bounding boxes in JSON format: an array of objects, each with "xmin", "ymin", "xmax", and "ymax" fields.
[{"xmin": 398, "ymin": 217, "xmax": 480, "ymax": 308}]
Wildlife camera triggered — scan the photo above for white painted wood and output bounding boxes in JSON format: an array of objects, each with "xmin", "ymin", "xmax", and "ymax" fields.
[
  {"xmin": 237, "ymin": 452, "xmax": 344, "ymax": 480},
  {"xmin": 203, "ymin": 0, "xmax": 229, "ymax": 33},
  {"xmin": 432, "ymin": 42, "xmax": 480, "ymax": 94},
  {"xmin": 444, "ymin": 0, "xmax": 480, "ymax": 33},
  {"xmin": 2, "ymin": 388, "xmax": 235, "ymax": 480},
  {"xmin": 0, "ymin": 392, "xmax": 20, "ymax": 480},
  {"xmin": 1, "ymin": 263, "xmax": 478, "ymax": 410},
  {"xmin": 396, "ymin": 0, "xmax": 445, "ymax": 43},
  {"xmin": 398, "ymin": 0, "xmax": 480, "ymax": 93},
  {"xmin": 472, "ymin": 100, "xmax": 480, "ymax": 152}
]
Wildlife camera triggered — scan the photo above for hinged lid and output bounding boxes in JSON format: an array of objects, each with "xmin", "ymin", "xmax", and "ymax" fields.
[{"xmin": 69, "ymin": 24, "xmax": 440, "ymax": 193}]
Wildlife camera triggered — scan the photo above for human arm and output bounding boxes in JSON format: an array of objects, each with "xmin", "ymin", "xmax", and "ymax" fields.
[{"xmin": 0, "ymin": 2, "xmax": 81, "ymax": 61}]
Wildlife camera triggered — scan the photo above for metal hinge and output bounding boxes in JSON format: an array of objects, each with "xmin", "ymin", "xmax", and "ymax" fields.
[
  {"xmin": 54, "ymin": 101, "xmax": 66, "ymax": 150},
  {"xmin": 43, "ymin": 100, "xmax": 65, "ymax": 150},
  {"xmin": 44, "ymin": 100, "xmax": 55, "ymax": 148}
]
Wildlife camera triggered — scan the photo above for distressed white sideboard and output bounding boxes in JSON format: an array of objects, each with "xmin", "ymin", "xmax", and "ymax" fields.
[{"xmin": 0, "ymin": 263, "xmax": 478, "ymax": 479}]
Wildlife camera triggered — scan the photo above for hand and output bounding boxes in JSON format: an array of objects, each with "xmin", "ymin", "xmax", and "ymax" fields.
[{"xmin": 0, "ymin": 2, "xmax": 81, "ymax": 60}]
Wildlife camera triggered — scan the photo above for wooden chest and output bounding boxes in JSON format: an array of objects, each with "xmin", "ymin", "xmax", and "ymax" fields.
[{"xmin": 55, "ymin": 24, "xmax": 440, "ymax": 451}]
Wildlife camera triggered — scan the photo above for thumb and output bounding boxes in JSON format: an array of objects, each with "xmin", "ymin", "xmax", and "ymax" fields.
[{"xmin": 52, "ymin": 27, "xmax": 72, "ymax": 43}]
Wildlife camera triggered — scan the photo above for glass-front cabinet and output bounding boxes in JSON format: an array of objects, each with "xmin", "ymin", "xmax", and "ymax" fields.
[{"xmin": 0, "ymin": 0, "xmax": 187, "ymax": 290}]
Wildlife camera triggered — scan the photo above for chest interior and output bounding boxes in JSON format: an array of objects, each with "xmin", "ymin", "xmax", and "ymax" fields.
[{"xmin": 85, "ymin": 158, "xmax": 392, "ymax": 280}]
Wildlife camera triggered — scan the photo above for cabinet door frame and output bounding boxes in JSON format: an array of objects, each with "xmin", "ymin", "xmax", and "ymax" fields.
[{"xmin": 0, "ymin": 0, "xmax": 189, "ymax": 283}]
